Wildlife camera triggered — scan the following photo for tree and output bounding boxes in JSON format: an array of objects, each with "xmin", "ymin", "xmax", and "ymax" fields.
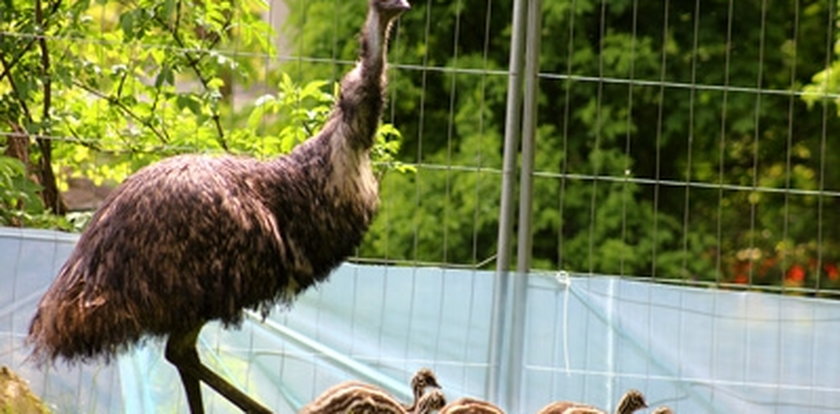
[{"xmin": 0, "ymin": 0, "xmax": 404, "ymax": 229}]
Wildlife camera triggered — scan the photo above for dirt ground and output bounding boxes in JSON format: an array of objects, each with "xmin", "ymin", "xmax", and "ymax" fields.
[{"xmin": 0, "ymin": 366, "xmax": 50, "ymax": 414}]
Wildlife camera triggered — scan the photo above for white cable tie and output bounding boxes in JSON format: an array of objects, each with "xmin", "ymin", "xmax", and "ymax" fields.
[{"xmin": 554, "ymin": 270, "xmax": 571, "ymax": 287}]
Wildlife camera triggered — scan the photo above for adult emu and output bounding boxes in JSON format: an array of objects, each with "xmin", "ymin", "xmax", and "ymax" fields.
[{"xmin": 27, "ymin": 0, "xmax": 410, "ymax": 412}]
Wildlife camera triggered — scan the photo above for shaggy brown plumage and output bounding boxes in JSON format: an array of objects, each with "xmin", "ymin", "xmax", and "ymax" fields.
[
  {"xmin": 405, "ymin": 368, "xmax": 441, "ymax": 412},
  {"xmin": 300, "ymin": 381, "xmax": 446, "ymax": 414},
  {"xmin": 535, "ymin": 401, "xmax": 594, "ymax": 414},
  {"xmin": 299, "ymin": 368, "xmax": 440, "ymax": 413},
  {"xmin": 438, "ymin": 397, "xmax": 505, "ymax": 414},
  {"xmin": 536, "ymin": 390, "xmax": 648, "ymax": 414},
  {"xmin": 27, "ymin": 0, "xmax": 410, "ymax": 412}
]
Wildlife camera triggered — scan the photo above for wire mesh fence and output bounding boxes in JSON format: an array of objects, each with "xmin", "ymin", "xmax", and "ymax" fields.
[
  {"xmin": 279, "ymin": 0, "xmax": 840, "ymax": 297},
  {"xmin": 2, "ymin": 0, "xmax": 836, "ymax": 292},
  {"xmin": 521, "ymin": 0, "xmax": 839, "ymax": 295}
]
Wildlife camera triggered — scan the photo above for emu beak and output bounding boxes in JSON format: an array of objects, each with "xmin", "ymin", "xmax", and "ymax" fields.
[{"xmin": 396, "ymin": 0, "xmax": 411, "ymax": 11}]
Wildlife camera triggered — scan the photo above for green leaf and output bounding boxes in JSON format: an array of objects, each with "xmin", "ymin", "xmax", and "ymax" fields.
[
  {"xmin": 118, "ymin": 9, "xmax": 137, "ymax": 39},
  {"xmin": 0, "ymin": 156, "xmax": 26, "ymax": 176},
  {"xmin": 155, "ymin": 65, "xmax": 174, "ymax": 87},
  {"xmin": 207, "ymin": 77, "xmax": 226, "ymax": 90},
  {"xmin": 176, "ymin": 94, "xmax": 202, "ymax": 115}
]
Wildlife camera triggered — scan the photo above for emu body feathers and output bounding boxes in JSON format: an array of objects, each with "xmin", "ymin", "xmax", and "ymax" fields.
[{"xmin": 29, "ymin": 137, "xmax": 377, "ymax": 360}]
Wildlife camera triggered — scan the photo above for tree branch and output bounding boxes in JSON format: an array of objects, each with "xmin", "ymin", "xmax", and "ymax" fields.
[
  {"xmin": 0, "ymin": 0, "xmax": 63, "ymax": 83},
  {"xmin": 144, "ymin": 0, "xmax": 233, "ymax": 151},
  {"xmin": 35, "ymin": 0, "xmax": 67, "ymax": 214},
  {"xmin": 0, "ymin": 39, "xmax": 38, "ymax": 83},
  {"xmin": 66, "ymin": 124, "xmax": 105, "ymax": 152},
  {"xmin": 116, "ymin": 69, "xmax": 129, "ymax": 98},
  {"xmin": 36, "ymin": 0, "xmax": 52, "ymax": 123},
  {"xmin": 4, "ymin": 123, "xmax": 31, "ymax": 168},
  {"xmin": 74, "ymin": 80, "xmax": 172, "ymax": 144},
  {"xmin": 1, "ymin": 28, "xmax": 38, "ymax": 203},
  {"xmin": 0, "ymin": 51, "xmax": 35, "ymax": 129},
  {"xmin": 65, "ymin": 124, "xmax": 147, "ymax": 156},
  {"xmin": 174, "ymin": 0, "xmax": 183, "ymax": 40}
]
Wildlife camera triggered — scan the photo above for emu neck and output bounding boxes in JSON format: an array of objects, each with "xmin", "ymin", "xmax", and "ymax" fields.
[
  {"xmin": 323, "ymin": 7, "xmax": 397, "ymax": 152},
  {"xmin": 360, "ymin": 9, "xmax": 393, "ymax": 81},
  {"xmin": 615, "ymin": 400, "xmax": 638, "ymax": 414}
]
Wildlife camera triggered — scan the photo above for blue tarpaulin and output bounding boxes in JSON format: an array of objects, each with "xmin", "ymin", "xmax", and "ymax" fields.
[{"xmin": 2, "ymin": 227, "xmax": 839, "ymax": 413}]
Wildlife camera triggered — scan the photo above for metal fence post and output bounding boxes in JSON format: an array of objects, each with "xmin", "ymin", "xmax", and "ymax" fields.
[
  {"xmin": 506, "ymin": 0, "xmax": 543, "ymax": 410},
  {"xmin": 486, "ymin": 0, "xmax": 528, "ymax": 405},
  {"xmin": 488, "ymin": 0, "xmax": 542, "ymax": 410}
]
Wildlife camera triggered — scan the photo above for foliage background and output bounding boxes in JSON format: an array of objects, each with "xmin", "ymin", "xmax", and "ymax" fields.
[{"xmin": 1, "ymin": 0, "xmax": 840, "ymax": 292}]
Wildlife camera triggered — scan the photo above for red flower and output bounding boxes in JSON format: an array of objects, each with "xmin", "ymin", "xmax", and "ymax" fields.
[
  {"xmin": 825, "ymin": 263, "xmax": 839, "ymax": 281},
  {"xmin": 759, "ymin": 258, "xmax": 777, "ymax": 277},
  {"xmin": 786, "ymin": 265, "xmax": 806, "ymax": 283}
]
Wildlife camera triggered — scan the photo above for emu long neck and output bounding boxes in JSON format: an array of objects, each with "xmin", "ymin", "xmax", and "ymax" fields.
[
  {"xmin": 334, "ymin": 7, "xmax": 396, "ymax": 150},
  {"xmin": 615, "ymin": 399, "xmax": 640, "ymax": 414},
  {"xmin": 360, "ymin": 9, "xmax": 392, "ymax": 82}
]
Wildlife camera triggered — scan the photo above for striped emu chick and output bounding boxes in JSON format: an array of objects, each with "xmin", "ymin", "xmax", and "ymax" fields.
[
  {"xmin": 535, "ymin": 401, "xmax": 595, "ymax": 414},
  {"xmin": 438, "ymin": 397, "xmax": 505, "ymax": 414},
  {"xmin": 27, "ymin": 0, "xmax": 410, "ymax": 413},
  {"xmin": 413, "ymin": 389, "xmax": 447, "ymax": 414},
  {"xmin": 412, "ymin": 389, "xmax": 447, "ymax": 414},
  {"xmin": 300, "ymin": 382, "xmax": 446, "ymax": 414},
  {"xmin": 404, "ymin": 368, "xmax": 441, "ymax": 412},
  {"xmin": 536, "ymin": 390, "xmax": 648, "ymax": 414}
]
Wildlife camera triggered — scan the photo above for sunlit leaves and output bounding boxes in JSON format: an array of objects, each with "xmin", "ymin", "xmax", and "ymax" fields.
[
  {"xmin": 1, "ymin": 0, "xmax": 411, "ymax": 232},
  {"xmin": 0, "ymin": 155, "xmax": 45, "ymax": 225}
]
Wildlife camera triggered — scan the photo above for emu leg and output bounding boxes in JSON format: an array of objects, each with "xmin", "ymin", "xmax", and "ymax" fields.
[
  {"xmin": 165, "ymin": 325, "xmax": 272, "ymax": 414},
  {"xmin": 165, "ymin": 327, "xmax": 206, "ymax": 414}
]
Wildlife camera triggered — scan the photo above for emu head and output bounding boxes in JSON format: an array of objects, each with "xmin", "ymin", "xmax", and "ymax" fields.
[
  {"xmin": 372, "ymin": 0, "xmax": 411, "ymax": 20},
  {"xmin": 411, "ymin": 367, "xmax": 441, "ymax": 398},
  {"xmin": 617, "ymin": 389, "xmax": 648, "ymax": 413}
]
